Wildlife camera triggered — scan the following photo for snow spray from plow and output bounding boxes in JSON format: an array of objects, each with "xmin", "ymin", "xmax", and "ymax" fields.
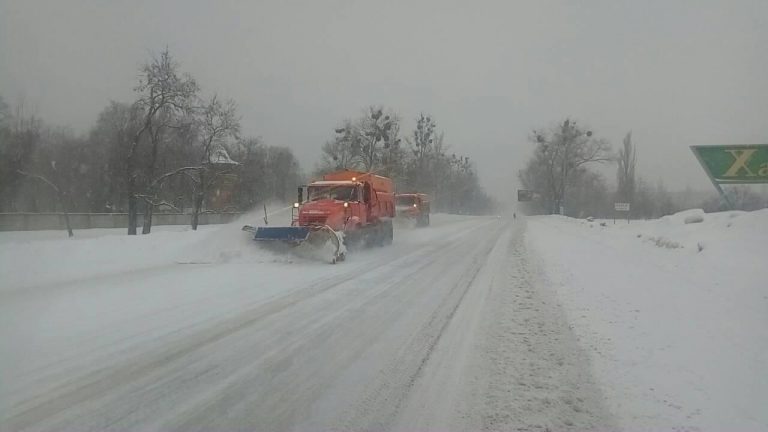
[{"xmin": 243, "ymin": 224, "xmax": 345, "ymax": 264}]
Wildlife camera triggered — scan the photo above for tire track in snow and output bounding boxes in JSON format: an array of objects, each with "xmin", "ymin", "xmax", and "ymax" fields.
[
  {"xmin": 3, "ymin": 218, "xmax": 498, "ymax": 432},
  {"xmin": 334, "ymin": 221, "xmax": 506, "ymax": 431}
]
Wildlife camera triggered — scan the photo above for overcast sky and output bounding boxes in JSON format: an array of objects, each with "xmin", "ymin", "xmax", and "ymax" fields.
[{"xmin": 2, "ymin": 0, "xmax": 767, "ymax": 197}]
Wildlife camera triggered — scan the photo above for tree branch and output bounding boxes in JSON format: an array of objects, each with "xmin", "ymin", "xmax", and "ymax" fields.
[
  {"xmin": 135, "ymin": 194, "xmax": 181, "ymax": 212},
  {"xmin": 151, "ymin": 166, "xmax": 203, "ymax": 188},
  {"xmin": 17, "ymin": 170, "xmax": 61, "ymax": 194}
]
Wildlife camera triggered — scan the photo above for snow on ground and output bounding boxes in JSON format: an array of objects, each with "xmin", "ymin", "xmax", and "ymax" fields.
[
  {"xmin": 0, "ymin": 224, "xmax": 207, "ymax": 243},
  {"xmin": 13, "ymin": 209, "xmax": 761, "ymax": 430},
  {"xmin": 526, "ymin": 209, "xmax": 768, "ymax": 431},
  {"xmin": 2, "ymin": 212, "xmax": 523, "ymax": 431},
  {"xmin": 0, "ymin": 207, "xmax": 301, "ymax": 292}
]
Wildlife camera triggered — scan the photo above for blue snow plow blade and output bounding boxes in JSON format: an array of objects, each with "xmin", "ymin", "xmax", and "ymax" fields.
[{"xmin": 253, "ymin": 226, "xmax": 311, "ymax": 242}]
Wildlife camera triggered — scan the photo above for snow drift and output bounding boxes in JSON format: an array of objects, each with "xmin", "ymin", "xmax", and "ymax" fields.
[
  {"xmin": 0, "ymin": 208, "xmax": 295, "ymax": 292},
  {"xmin": 526, "ymin": 209, "xmax": 768, "ymax": 431}
]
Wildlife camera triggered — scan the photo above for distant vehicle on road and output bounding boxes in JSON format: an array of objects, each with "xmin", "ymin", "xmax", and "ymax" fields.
[{"xmin": 396, "ymin": 193, "xmax": 430, "ymax": 227}]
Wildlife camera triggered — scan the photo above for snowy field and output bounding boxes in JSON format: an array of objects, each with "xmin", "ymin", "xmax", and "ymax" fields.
[
  {"xmin": 1, "ymin": 209, "xmax": 765, "ymax": 431},
  {"xmin": 527, "ymin": 209, "xmax": 768, "ymax": 431}
]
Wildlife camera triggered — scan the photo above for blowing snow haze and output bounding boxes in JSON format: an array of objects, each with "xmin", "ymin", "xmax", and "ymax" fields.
[
  {"xmin": 1, "ymin": 0, "xmax": 767, "ymax": 197},
  {"xmin": 2, "ymin": 2, "xmax": 768, "ymax": 430}
]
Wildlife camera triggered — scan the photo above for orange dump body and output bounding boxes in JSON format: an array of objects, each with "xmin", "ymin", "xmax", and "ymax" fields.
[{"xmin": 321, "ymin": 170, "xmax": 394, "ymax": 196}]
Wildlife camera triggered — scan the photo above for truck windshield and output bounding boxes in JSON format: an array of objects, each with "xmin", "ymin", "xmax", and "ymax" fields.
[
  {"xmin": 308, "ymin": 185, "xmax": 357, "ymax": 201},
  {"xmin": 396, "ymin": 196, "xmax": 416, "ymax": 206}
]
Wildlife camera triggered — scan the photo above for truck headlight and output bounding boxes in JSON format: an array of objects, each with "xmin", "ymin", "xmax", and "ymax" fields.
[{"xmin": 293, "ymin": 202, "xmax": 299, "ymax": 208}]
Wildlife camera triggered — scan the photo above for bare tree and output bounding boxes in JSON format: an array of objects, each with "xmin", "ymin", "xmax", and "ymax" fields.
[
  {"xmin": 616, "ymin": 132, "xmax": 637, "ymax": 204},
  {"xmin": 17, "ymin": 169, "xmax": 74, "ymax": 237},
  {"xmin": 355, "ymin": 107, "xmax": 400, "ymax": 172},
  {"xmin": 88, "ymin": 102, "xmax": 140, "ymax": 212},
  {"xmin": 530, "ymin": 119, "xmax": 612, "ymax": 214},
  {"xmin": 325, "ymin": 107, "xmax": 400, "ymax": 174},
  {"xmin": 0, "ymin": 100, "xmax": 43, "ymax": 211},
  {"xmin": 405, "ymin": 113, "xmax": 437, "ymax": 191},
  {"xmin": 318, "ymin": 120, "xmax": 362, "ymax": 173},
  {"xmin": 189, "ymin": 95, "xmax": 240, "ymax": 230},
  {"xmin": 127, "ymin": 48, "xmax": 199, "ymax": 235}
]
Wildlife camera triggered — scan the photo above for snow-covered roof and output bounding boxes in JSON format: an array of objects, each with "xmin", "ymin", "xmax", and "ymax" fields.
[{"xmin": 207, "ymin": 147, "xmax": 238, "ymax": 165}]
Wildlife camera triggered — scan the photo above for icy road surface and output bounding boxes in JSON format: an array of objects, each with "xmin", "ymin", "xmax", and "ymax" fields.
[{"xmin": 0, "ymin": 215, "xmax": 613, "ymax": 431}]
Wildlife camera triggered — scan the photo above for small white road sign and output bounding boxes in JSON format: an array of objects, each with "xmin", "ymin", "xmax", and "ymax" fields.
[{"xmin": 614, "ymin": 202, "xmax": 630, "ymax": 212}]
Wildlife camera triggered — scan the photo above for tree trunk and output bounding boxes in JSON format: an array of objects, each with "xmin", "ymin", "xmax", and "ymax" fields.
[
  {"xmin": 127, "ymin": 194, "xmax": 138, "ymax": 235},
  {"xmin": 191, "ymin": 192, "xmax": 204, "ymax": 230},
  {"xmin": 63, "ymin": 207, "xmax": 74, "ymax": 237},
  {"xmin": 58, "ymin": 192, "xmax": 74, "ymax": 238},
  {"xmin": 142, "ymin": 203, "xmax": 153, "ymax": 234}
]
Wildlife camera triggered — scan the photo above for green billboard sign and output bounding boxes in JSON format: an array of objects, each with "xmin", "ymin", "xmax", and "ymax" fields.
[
  {"xmin": 691, "ymin": 145, "xmax": 768, "ymax": 183},
  {"xmin": 691, "ymin": 144, "xmax": 768, "ymax": 209}
]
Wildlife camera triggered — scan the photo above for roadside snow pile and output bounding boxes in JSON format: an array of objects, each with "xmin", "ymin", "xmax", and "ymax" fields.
[
  {"xmin": 0, "ymin": 209, "xmax": 292, "ymax": 292},
  {"xmin": 526, "ymin": 209, "xmax": 768, "ymax": 431},
  {"xmin": 583, "ymin": 209, "xmax": 766, "ymax": 260}
]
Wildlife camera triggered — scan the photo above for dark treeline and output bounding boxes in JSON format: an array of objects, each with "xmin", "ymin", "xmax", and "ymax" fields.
[
  {"xmin": 0, "ymin": 49, "xmax": 495, "ymax": 236},
  {"xmin": 0, "ymin": 50, "xmax": 301, "ymax": 234},
  {"xmin": 316, "ymin": 108, "xmax": 495, "ymax": 214},
  {"xmin": 518, "ymin": 119, "xmax": 767, "ymax": 218}
]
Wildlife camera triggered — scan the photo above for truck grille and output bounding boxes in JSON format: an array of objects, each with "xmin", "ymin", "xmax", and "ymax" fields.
[{"xmin": 303, "ymin": 215, "xmax": 327, "ymax": 225}]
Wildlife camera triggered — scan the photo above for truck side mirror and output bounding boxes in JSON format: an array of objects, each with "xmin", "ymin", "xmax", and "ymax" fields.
[
  {"xmin": 363, "ymin": 183, "xmax": 372, "ymax": 203},
  {"xmin": 297, "ymin": 187, "xmax": 303, "ymax": 204}
]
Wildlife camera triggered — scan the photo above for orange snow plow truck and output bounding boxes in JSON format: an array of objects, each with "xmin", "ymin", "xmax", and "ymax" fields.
[
  {"xmin": 244, "ymin": 170, "xmax": 395, "ymax": 263},
  {"xmin": 396, "ymin": 193, "xmax": 430, "ymax": 226}
]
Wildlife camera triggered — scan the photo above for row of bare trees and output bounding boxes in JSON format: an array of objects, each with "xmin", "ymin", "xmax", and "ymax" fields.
[
  {"xmin": 518, "ymin": 119, "xmax": 684, "ymax": 218},
  {"xmin": 0, "ymin": 49, "xmax": 301, "ymax": 234},
  {"xmin": 518, "ymin": 119, "xmax": 767, "ymax": 218},
  {"xmin": 316, "ymin": 108, "xmax": 495, "ymax": 214},
  {"xmin": 2, "ymin": 50, "xmax": 496, "ymax": 235}
]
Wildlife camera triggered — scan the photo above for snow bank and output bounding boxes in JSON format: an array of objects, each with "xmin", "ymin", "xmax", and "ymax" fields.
[
  {"xmin": 526, "ymin": 210, "xmax": 768, "ymax": 430},
  {"xmin": 0, "ymin": 209, "xmax": 293, "ymax": 292},
  {"xmin": 1, "ymin": 210, "xmax": 499, "ymax": 292}
]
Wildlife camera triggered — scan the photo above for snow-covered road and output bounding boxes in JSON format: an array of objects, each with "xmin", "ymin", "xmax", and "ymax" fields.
[{"xmin": 0, "ymin": 215, "xmax": 612, "ymax": 431}]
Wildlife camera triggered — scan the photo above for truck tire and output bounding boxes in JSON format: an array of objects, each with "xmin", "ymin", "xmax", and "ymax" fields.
[
  {"xmin": 384, "ymin": 221, "xmax": 393, "ymax": 245},
  {"xmin": 345, "ymin": 227, "xmax": 363, "ymax": 250},
  {"xmin": 376, "ymin": 223, "xmax": 386, "ymax": 247},
  {"xmin": 363, "ymin": 225, "xmax": 380, "ymax": 248}
]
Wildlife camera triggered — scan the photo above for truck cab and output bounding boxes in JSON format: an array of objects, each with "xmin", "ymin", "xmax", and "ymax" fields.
[
  {"xmin": 295, "ymin": 180, "xmax": 366, "ymax": 231},
  {"xmin": 395, "ymin": 193, "xmax": 430, "ymax": 226},
  {"xmin": 293, "ymin": 170, "xmax": 395, "ymax": 245}
]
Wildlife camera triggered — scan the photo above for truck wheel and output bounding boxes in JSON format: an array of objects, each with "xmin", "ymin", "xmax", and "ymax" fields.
[
  {"xmin": 384, "ymin": 221, "xmax": 393, "ymax": 245},
  {"xmin": 345, "ymin": 229, "xmax": 362, "ymax": 250},
  {"xmin": 363, "ymin": 226, "xmax": 378, "ymax": 248},
  {"xmin": 376, "ymin": 224, "xmax": 386, "ymax": 247}
]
